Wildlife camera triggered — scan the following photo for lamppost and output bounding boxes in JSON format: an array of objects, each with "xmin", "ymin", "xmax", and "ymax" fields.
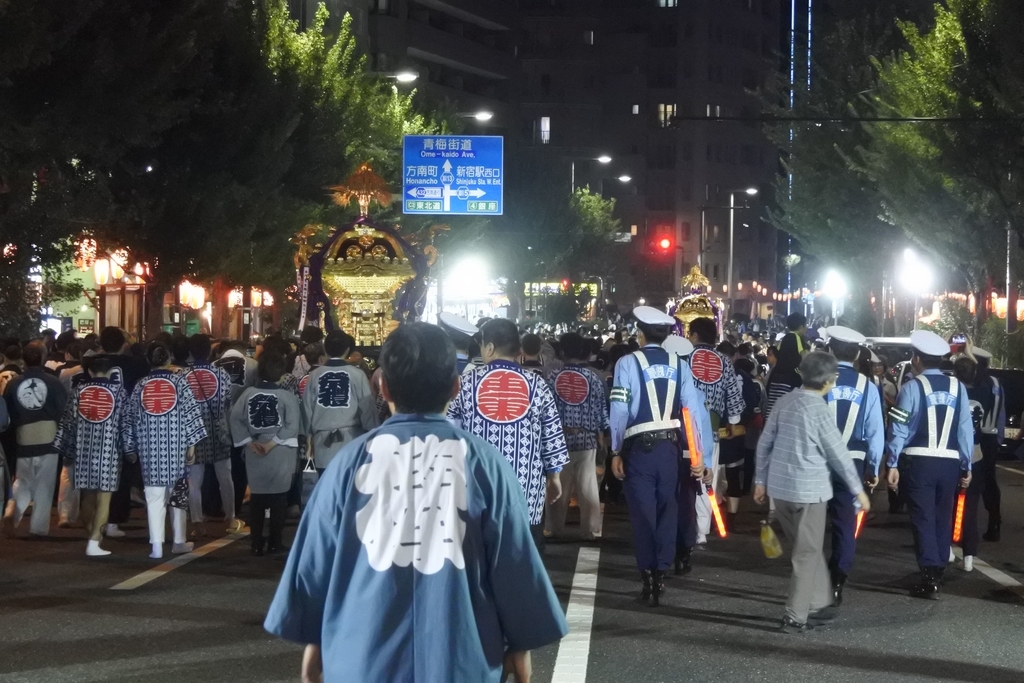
[
  {"xmin": 899, "ymin": 248, "xmax": 933, "ymax": 331},
  {"xmin": 570, "ymin": 154, "xmax": 612, "ymax": 194},
  {"xmin": 726, "ymin": 187, "xmax": 759, "ymax": 321}
]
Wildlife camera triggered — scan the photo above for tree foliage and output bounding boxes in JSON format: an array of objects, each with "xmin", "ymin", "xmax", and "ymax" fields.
[
  {"xmin": 766, "ymin": 0, "xmax": 1024, "ymax": 331},
  {"xmin": 0, "ymin": 1, "xmax": 441, "ymax": 335},
  {"xmin": 468, "ymin": 149, "xmax": 621, "ymax": 320}
]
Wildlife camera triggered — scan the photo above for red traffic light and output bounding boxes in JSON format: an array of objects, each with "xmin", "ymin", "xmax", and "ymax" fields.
[{"xmin": 658, "ymin": 237, "xmax": 672, "ymax": 250}]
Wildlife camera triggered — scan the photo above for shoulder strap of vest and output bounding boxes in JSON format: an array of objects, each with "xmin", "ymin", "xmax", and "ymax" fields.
[
  {"xmin": 631, "ymin": 349, "xmax": 677, "ymax": 424},
  {"xmin": 840, "ymin": 374, "xmax": 869, "ymax": 444}
]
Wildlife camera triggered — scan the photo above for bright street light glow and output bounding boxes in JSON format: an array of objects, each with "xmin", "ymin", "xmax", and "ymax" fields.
[
  {"xmin": 899, "ymin": 249, "xmax": 934, "ymax": 295},
  {"xmin": 474, "ymin": 111, "xmax": 494, "ymax": 121},
  {"xmin": 823, "ymin": 270, "xmax": 848, "ymax": 300},
  {"xmin": 395, "ymin": 70, "xmax": 418, "ymax": 83},
  {"xmin": 597, "ymin": 155, "xmax": 612, "ymax": 164},
  {"xmin": 618, "ymin": 175, "xmax": 632, "ymax": 183},
  {"xmin": 444, "ymin": 257, "xmax": 489, "ymax": 299},
  {"xmin": 745, "ymin": 187, "xmax": 759, "ymax": 195}
]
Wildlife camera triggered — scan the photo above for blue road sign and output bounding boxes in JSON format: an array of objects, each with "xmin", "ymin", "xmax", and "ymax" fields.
[{"xmin": 402, "ymin": 135, "xmax": 503, "ymax": 216}]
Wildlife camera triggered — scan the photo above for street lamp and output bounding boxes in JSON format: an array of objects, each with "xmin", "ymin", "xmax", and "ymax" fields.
[
  {"xmin": 822, "ymin": 270, "xmax": 848, "ymax": 323},
  {"xmin": 618, "ymin": 175, "xmax": 632, "ymax": 183},
  {"xmin": 570, "ymin": 155, "xmax": 613, "ymax": 193},
  {"xmin": 473, "ymin": 111, "xmax": 494, "ymax": 122},
  {"xmin": 727, "ymin": 187, "xmax": 759, "ymax": 321},
  {"xmin": 899, "ymin": 248, "xmax": 934, "ymax": 330},
  {"xmin": 395, "ymin": 70, "xmax": 419, "ymax": 83}
]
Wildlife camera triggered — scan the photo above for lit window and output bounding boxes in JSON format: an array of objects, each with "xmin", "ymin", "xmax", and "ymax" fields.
[
  {"xmin": 584, "ymin": 30, "xmax": 594, "ymax": 45},
  {"xmin": 659, "ymin": 0, "xmax": 678, "ymax": 7},
  {"xmin": 539, "ymin": 116, "xmax": 551, "ymax": 144},
  {"xmin": 630, "ymin": 224, "xmax": 639, "ymax": 236},
  {"xmin": 632, "ymin": 104, "xmax": 640, "ymax": 115},
  {"xmin": 658, "ymin": 103, "xmax": 676, "ymax": 127}
]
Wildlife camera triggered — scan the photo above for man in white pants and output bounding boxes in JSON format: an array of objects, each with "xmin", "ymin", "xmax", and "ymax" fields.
[
  {"xmin": 144, "ymin": 468, "xmax": 191, "ymax": 556},
  {"xmin": 184, "ymin": 335, "xmax": 237, "ymax": 532},
  {"xmin": 545, "ymin": 333, "xmax": 608, "ymax": 540},
  {"xmin": 1, "ymin": 342, "xmax": 67, "ymax": 538},
  {"xmin": 686, "ymin": 319, "xmax": 746, "ymax": 543}
]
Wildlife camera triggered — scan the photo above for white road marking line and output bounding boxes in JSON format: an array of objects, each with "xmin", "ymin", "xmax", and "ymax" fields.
[
  {"xmin": 551, "ymin": 547, "xmax": 600, "ymax": 683},
  {"xmin": 996, "ymin": 464, "xmax": 1024, "ymax": 477},
  {"xmin": 952, "ymin": 547, "xmax": 1024, "ymax": 599},
  {"xmin": 110, "ymin": 530, "xmax": 249, "ymax": 591}
]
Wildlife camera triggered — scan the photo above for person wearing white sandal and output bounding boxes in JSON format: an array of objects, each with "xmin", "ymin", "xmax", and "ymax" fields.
[
  {"xmin": 123, "ymin": 343, "xmax": 207, "ymax": 560},
  {"xmin": 52, "ymin": 355, "xmax": 131, "ymax": 557}
]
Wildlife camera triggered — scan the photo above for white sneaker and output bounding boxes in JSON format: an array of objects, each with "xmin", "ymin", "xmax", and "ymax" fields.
[
  {"xmin": 963, "ymin": 555, "xmax": 974, "ymax": 572},
  {"xmin": 104, "ymin": 524, "xmax": 126, "ymax": 538},
  {"xmin": 949, "ymin": 547, "xmax": 956, "ymax": 563},
  {"xmin": 696, "ymin": 533, "xmax": 707, "ymax": 545},
  {"xmin": 150, "ymin": 543, "xmax": 164, "ymax": 560},
  {"xmin": 86, "ymin": 540, "xmax": 111, "ymax": 557},
  {"xmin": 171, "ymin": 542, "xmax": 194, "ymax": 555}
]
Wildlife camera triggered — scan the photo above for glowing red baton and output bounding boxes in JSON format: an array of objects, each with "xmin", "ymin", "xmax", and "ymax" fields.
[
  {"xmin": 952, "ymin": 489, "xmax": 967, "ymax": 543},
  {"xmin": 854, "ymin": 510, "xmax": 866, "ymax": 539},
  {"xmin": 682, "ymin": 408, "xmax": 727, "ymax": 538}
]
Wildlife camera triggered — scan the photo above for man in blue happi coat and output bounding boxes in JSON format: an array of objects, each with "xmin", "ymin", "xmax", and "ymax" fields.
[{"xmin": 265, "ymin": 323, "xmax": 567, "ymax": 683}]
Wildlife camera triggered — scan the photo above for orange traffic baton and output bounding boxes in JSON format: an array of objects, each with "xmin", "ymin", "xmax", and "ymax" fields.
[{"xmin": 682, "ymin": 408, "xmax": 727, "ymax": 538}]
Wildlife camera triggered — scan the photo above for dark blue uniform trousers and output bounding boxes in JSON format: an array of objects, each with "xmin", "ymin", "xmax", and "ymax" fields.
[
  {"xmin": 905, "ymin": 456, "xmax": 960, "ymax": 569},
  {"xmin": 623, "ymin": 438, "xmax": 680, "ymax": 571},
  {"xmin": 828, "ymin": 458, "xmax": 866, "ymax": 576}
]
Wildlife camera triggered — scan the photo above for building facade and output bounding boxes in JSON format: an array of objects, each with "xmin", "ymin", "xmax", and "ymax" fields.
[
  {"xmin": 289, "ymin": 0, "xmax": 517, "ymax": 128},
  {"xmin": 518, "ymin": 0, "xmax": 783, "ymax": 312}
]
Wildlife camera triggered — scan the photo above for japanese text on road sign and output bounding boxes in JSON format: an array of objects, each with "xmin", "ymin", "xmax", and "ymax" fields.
[{"xmin": 403, "ymin": 135, "xmax": 503, "ymax": 216}]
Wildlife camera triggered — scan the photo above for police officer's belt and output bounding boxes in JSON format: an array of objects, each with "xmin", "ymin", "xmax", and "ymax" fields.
[{"xmin": 626, "ymin": 430, "xmax": 679, "ymax": 453}]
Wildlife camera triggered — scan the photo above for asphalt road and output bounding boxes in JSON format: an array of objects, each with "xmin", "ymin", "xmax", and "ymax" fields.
[{"xmin": 1, "ymin": 465, "xmax": 1023, "ymax": 683}]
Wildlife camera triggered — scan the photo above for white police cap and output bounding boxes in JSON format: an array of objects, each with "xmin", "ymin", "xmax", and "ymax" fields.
[
  {"xmin": 775, "ymin": 332, "xmax": 786, "ymax": 342},
  {"xmin": 663, "ymin": 335, "xmax": 694, "ymax": 357},
  {"xmin": 910, "ymin": 330, "xmax": 950, "ymax": 357},
  {"xmin": 633, "ymin": 305, "xmax": 675, "ymax": 326},
  {"xmin": 973, "ymin": 346, "xmax": 993, "ymax": 360},
  {"xmin": 438, "ymin": 312, "xmax": 478, "ymax": 336},
  {"xmin": 816, "ymin": 327, "xmax": 829, "ymax": 342},
  {"xmin": 826, "ymin": 326, "xmax": 866, "ymax": 345}
]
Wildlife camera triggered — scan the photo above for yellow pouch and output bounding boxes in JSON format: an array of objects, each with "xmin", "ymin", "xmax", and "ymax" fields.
[{"xmin": 760, "ymin": 520, "xmax": 783, "ymax": 559}]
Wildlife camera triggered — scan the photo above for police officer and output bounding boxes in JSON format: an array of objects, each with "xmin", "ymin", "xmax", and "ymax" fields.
[
  {"xmin": 437, "ymin": 313, "xmax": 480, "ymax": 375},
  {"xmin": 886, "ymin": 331, "xmax": 974, "ymax": 599},
  {"xmin": 972, "ymin": 347, "xmax": 1004, "ymax": 541},
  {"xmin": 824, "ymin": 327, "xmax": 884, "ymax": 605},
  {"xmin": 610, "ymin": 307, "xmax": 714, "ymax": 605}
]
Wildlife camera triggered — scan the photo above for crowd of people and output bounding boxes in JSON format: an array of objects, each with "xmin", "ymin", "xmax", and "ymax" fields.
[
  {"xmin": 0, "ymin": 308, "xmax": 1006, "ymax": 681},
  {"xmin": 0, "ymin": 324, "xmax": 380, "ymax": 558}
]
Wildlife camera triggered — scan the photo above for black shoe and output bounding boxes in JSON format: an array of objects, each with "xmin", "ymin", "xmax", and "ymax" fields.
[
  {"xmin": 983, "ymin": 522, "xmax": 1001, "ymax": 542},
  {"xmin": 910, "ymin": 569, "xmax": 939, "ymax": 600},
  {"xmin": 831, "ymin": 571, "xmax": 847, "ymax": 607},
  {"xmin": 251, "ymin": 538, "xmax": 265, "ymax": 557},
  {"xmin": 779, "ymin": 616, "xmax": 814, "ymax": 633},
  {"xmin": 808, "ymin": 604, "xmax": 840, "ymax": 624},
  {"xmin": 267, "ymin": 542, "xmax": 289, "ymax": 554},
  {"xmin": 640, "ymin": 570, "xmax": 652, "ymax": 603},
  {"xmin": 674, "ymin": 547, "xmax": 693, "ymax": 576},
  {"xmin": 651, "ymin": 570, "xmax": 667, "ymax": 607}
]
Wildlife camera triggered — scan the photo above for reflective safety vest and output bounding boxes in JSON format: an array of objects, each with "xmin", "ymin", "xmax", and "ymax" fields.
[
  {"xmin": 827, "ymin": 367, "xmax": 869, "ymax": 460},
  {"xmin": 980, "ymin": 376, "xmax": 1002, "ymax": 436},
  {"xmin": 906, "ymin": 374, "xmax": 962, "ymax": 460},
  {"xmin": 624, "ymin": 347, "xmax": 682, "ymax": 439}
]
